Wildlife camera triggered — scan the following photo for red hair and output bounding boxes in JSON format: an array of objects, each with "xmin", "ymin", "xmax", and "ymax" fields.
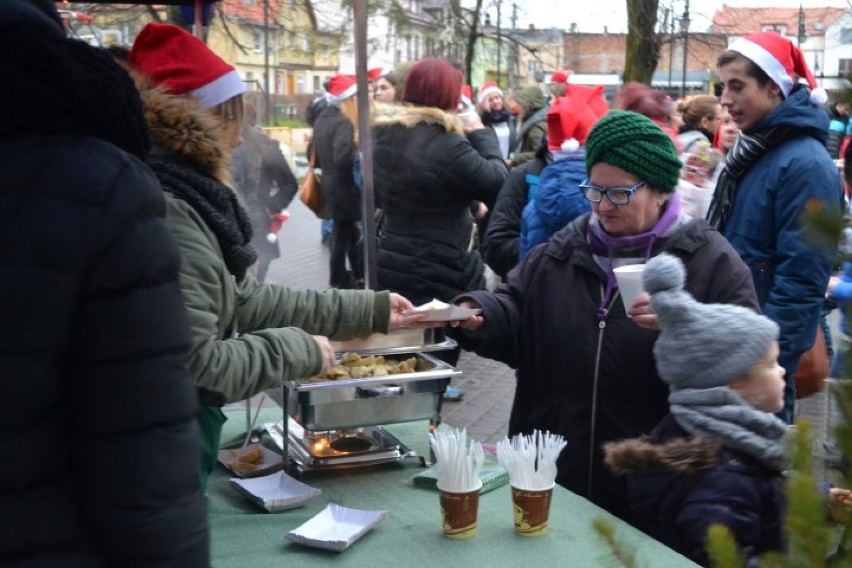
[
  {"xmin": 614, "ymin": 82, "xmax": 670, "ymax": 121},
  {"xmin": 402, "ymin": 58, "xmax": 462, "ymax": 112}
]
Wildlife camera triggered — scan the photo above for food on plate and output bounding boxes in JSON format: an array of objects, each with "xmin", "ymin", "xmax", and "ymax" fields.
[{"xmin": 305, "ymin": 352, "xmax": 418, "ymax": 381}]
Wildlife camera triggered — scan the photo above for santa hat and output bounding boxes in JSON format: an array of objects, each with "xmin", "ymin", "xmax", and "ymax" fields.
[
  {"xmin": 477, "ymin": 81, "xmax": 503, "ymax": 105},
  {"xmin": 727, "ymin": 32, "xmax": 827, "ymax": 106},
  {"xmin": 367, "ymin": 67, "xmax": 393, "ymax": 82},
  {"xmin": 266, "ymin": 210, "xmax": 289, "ymax": 244},
  {"xmin": 130, "ymin": 23, "xmax": 245, "ymax": 109},
  {"xmin": 460, "ymin": 85, "xmax": 473, "ymax": 106},
  {"xmin": 546, "ymin": 84, "xmax": 607, "ymax": 152},
  {"xmin": 551, "ymin": 69, "xmax": 571, "ymax": 84},
  {"xmin": 327, "ymin": 74, "xmax": 358, "ymax": 102}
]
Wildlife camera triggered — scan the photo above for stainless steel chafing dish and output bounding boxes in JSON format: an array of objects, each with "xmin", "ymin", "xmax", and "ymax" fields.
[{"xmin": 265, "ymin": 329, "xmax": 461, "ymax": 473}]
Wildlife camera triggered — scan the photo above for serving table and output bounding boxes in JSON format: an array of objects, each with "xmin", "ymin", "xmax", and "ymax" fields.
[{"xmin": 207, "ymin": 408, "xmax": 696, "ymax": 567}]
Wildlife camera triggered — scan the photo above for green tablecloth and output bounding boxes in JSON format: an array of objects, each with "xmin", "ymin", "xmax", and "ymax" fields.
[{"xmin": 207, "ymin": 409, "xmax": 696, "ymax": 567}]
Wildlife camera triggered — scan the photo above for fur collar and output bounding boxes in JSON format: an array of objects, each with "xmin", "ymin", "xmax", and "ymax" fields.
[
  {"xmin": 372, "ymin": 102, "xmax": 465, "ymax": 135},
  {"xmin": 603, "ymin": 434, "xmax": 723, "ymax": 477},
  {"xmin": 133, "ymin": 73, "xmax": 233, "ymax": 185}
]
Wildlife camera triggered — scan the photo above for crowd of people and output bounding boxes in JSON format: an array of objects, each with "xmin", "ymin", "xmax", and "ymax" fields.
[{"xmin": 3, "ymin": 1, "xmax": 851, "ymax": 565}]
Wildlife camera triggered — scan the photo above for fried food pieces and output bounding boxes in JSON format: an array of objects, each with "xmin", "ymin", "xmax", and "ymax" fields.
[{"xmin": 305, "ymin": 352, "xmax": 418, "ymax": 382}]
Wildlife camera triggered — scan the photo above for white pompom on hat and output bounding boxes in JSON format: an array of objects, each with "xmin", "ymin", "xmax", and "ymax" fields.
[
  {"xmin": 130, "ymin": 23, "xmax": 246, "ymax": 109},
  {"xmin": 727, "ymin": 31, "xmax": 827, "ymax": 106},
  {"xmin": 477, "ymin": 80, "xmax": 503, "ymax": 105}
]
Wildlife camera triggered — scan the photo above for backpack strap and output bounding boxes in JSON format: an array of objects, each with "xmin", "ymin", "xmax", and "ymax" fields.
[{"xmin": 525, "ymin": 174, "xmax": 540, "ymax": 202}]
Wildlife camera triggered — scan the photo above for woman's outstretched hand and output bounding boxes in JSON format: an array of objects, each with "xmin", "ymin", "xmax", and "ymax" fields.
[{"xmin": 449, "ymin": 300, "xmax": 484, "ymax": 332}]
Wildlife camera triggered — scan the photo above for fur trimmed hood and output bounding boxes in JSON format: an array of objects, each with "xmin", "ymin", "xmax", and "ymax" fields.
[
  {"xmin": 131, "ymin": 70, "xmax": 233, "ymax": 185},
  {"xmin": 604, "ymin": 434, "xmax": 723, "ymax": 477},
  {"xmin": 372, "ymin": 102, "xmax": 465, "ymax": 135}
]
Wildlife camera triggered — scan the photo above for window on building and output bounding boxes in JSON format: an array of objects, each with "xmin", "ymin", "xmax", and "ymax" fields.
[
  {"xmin": 527, "ymin": 60, "xmax": 536, "ymax": 73},
  {"xmin": 275, "ymin": 71, "xmax": 284, "ymax": 95},
  {"xmin": 253, "ymin": 30, "xmax": 262, "ymax": 51},
  {"xmin": 242, "ymin": 0, "xmax": 255, "ymax": 5},
  {"xmin": 297, "ymin": 74, "xmax": 306, "ymax": 94},
  {"xmin": 322, "ymin": 39, "xmax": 330, "ymax": 57},
  {"xmin": 246, "ymin": 71, "xmax": 254, "ymax": 82},
  {"xmin": 761, "ymin": 24, "xmax": 786, "ymax": 35},
  {"xmin": 302, "ymin": 33, "xmax": 311, "ymax": 52},
  {"xmin": 842, "ymin": 29, "xmax": 852, "ymax": 44},
  {"xmin": 313, "ymin": 76, "xmax": 320, "ymax": 92},
  {"xmin": 839, "ymin": 58, "xmax": 852, "ymax": 75}
]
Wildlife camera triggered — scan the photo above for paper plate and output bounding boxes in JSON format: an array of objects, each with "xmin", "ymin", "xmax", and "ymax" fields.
[
  {"xmin": 229, "ymin": 471, "xmax": 321, "ymax": 513},
  {"xmin": 286, "ymin": 503, "xmax": 388, "ymax": 551},
  {"xmin": 218, "ymin": 443, "xmax": 284, "ymax": 478},
  {"xmin": 402, "ymin": 299, "xmax": 481, "ymax": 322}
]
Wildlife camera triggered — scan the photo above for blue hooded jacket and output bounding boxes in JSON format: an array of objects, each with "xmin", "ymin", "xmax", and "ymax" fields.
[
  {"xmin": 519, "ymin": 153, "xmax": 589, "ymax": 260},
  {"xmin": 721, "ymin": 85, "xmax": 843, "ymax": 401}
]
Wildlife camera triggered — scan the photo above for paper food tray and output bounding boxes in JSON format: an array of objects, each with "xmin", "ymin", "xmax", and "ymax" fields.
[
  {"xmin": 229, "ymin": 471, "xmax": 321, "ymax": 513},
  {"xmin": 218, "ymin": 443, "xmax": 284, "ymax": 478},
  {"xmin": 402, "ymin": 299, "xmax": 481, "ymax": 322},
  {"xmin": 286, "ymin": 503, "xmax": 388, "ymax": 552}
]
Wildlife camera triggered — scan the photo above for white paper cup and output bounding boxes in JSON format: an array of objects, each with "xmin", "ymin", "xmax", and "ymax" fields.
[{"xmin": 613, "ymin": 264, "xmax": 645, "ymax": 315}]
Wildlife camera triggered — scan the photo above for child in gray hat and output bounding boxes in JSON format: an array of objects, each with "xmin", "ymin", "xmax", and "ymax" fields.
[{"xmin": 604, "ymin": 253, "xmax": 850, "ymax": 565}]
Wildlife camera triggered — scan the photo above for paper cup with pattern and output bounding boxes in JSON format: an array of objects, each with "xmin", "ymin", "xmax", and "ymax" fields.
[
  {"xmin": 438, "ymin": 480, "xmax": 482, "ymax": 539},
  {"xmin": 511, "ymin": 484, "xmax": 554, "ymax": 537}
]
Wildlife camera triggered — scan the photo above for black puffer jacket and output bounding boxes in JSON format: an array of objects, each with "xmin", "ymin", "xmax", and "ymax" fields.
[
  {"xmin": 605, "ymin": 415, "xmax": 785, "ymax": 566},
  {"xmin": 372, "ymin": 104, "xmax": 509, "ymax": 304},
  {"xmin": 482, "ymin": 156, "xmax": 548, "ymax": 277},
  {"xmin": 0, "ymin": 4, "xmax": 208, "ymax": 566},
  {"xmin": 451, "ymin": 215, "xmax": 758, "ymax": 522},
  {"xmin": 312, "ymin": 104, "xmax": 361, "ymax": 222}
]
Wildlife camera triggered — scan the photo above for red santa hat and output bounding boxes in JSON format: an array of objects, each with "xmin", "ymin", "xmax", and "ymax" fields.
[
  {"xmin": 727, "ymin": 31, "xmax": 827, "ymax": 106},
  {"xmin": 460, "ymin": 85, "xmax": 473, "ymax": 106},
  {"xmin": 130, "ymin": 23, "xmax": 245, "ymax": 109},
  {"xmin": 546, "ymin": 85, "xmax": 608, "ymax": 152},
  {"xmin": 327, "ymin": 74, "xmax": 358, "ymax": 102},
  {"xmin": 477, "ymin": 81, "xmax": 503, "ymax": 105},
  {"xmin": 551, "ymin": 69, "xmax": 571, "ymax": 84},
  {"xmin": 367, "ymin": 67, "xmax": 393, "ymax": 82},
  {"xmin": 266, "ymin": 210, "xmax": 289, "ymax": 243}
]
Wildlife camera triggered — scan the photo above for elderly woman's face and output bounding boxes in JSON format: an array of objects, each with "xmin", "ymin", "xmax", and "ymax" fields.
[{"xmin": 589, "ymin": 163, "xmax": 668, "ymax": 237}]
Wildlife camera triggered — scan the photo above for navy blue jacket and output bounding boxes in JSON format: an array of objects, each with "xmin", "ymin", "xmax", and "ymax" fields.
[
  {"xmin": 605, "ymin": 415, "xmax": 785, "ymax": 566},
  {"xmin": 721, "ymin": 86, "xmax": 843, "ymax": 391}
]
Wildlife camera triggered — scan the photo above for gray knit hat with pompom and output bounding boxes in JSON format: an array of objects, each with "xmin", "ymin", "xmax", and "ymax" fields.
[{"xmin": 644, "ymin": 254, "xmax": 779, "ymax": 389}]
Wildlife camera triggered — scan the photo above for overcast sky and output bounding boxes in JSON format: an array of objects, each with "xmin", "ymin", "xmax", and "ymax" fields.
[{"xmin": 495, "ymin": 0, "xmax": 849, "ymax": 34}]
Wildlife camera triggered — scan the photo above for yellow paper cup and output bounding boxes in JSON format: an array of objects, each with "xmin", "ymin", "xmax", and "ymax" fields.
[
  {"xmin": 438, "ymin": 481, "xmax": 482, "ymax": 539},
  {"xmin": 511, "ymin": 484, "xmax": 554, "ymax": 537}
]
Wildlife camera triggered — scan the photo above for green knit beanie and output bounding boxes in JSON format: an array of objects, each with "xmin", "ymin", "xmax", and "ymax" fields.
[{"xmin": 584, "ymin": 110, "xmax": 682, "ymax": 193}]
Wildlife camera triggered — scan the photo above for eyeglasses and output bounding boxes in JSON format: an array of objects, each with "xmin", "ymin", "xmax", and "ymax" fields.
[{"xmin": 580, "ymin": 180, "xmax": 646, "ymax": 205}]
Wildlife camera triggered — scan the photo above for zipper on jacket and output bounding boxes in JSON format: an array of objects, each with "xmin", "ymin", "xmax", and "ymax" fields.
[{"xmin": 588, "ymin": 283, "xmax": 619, "ymax": 498}]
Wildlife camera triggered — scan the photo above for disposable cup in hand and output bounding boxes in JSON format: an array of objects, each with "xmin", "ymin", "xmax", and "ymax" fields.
[
  {"xmin": 511, "ymin": 484, "xmax": 554, "ymax": 537},
  {"xmin": 438, "ymin": 480, "xmax": 482, "ymax": 539},
  {"xmin": 613, "ymin": 264, "xmax": 645, "ymax": 315}
]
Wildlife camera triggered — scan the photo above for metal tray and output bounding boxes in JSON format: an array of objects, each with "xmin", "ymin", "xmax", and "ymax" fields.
[{"xmin": 283, "ymin": 352, "xmax": 460, "ymax": 432}]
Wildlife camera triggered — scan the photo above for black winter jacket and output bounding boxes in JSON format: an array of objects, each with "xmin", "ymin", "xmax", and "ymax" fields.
[
  {"xmin": 0, "ymin": 135, "xmax": 209, "ymax": 568},
  {"xmin": 312, "ymin": 105, "xmax": 361, "ymax": 221},
  {"xmin": 605, "ymin": 415, "xmax": 785, "ymax": 566},
  {"xmin": 451, "ymin": 215, "xmax": 759, "ymax": 522},
  {"xmin": 482, "ymin": 157, "xmax": 547, "ymax": 277},
  {"xmin": 372, "ymin": 105, "xmax": 509, "ymax": 305}
]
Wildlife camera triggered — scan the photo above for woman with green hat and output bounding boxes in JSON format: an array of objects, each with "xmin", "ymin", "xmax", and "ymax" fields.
[{"xmin": 446, "ymin": 110, "xmax": 760, "ymax": 524}]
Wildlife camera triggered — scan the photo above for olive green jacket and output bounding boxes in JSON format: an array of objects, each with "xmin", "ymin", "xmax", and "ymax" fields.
[{"xmin": 165, "ymin": 195, "xmax": 390, "ymax": 403}]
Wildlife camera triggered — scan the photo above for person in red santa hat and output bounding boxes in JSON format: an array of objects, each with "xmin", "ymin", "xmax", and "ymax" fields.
[
  {"xmin": 549, "ymin": 69, "xmax": 570, "ymax": 101},
  {"xmin": 125, "ymin": 24, "xmax": 432, "ymax": 489},
  {"xmin": 477, "ymin": 80, "xmax": 516, "ymax": 162},
  {"xmin": 707, "ymin": 31, "xmax": 844, "ymax": 422},
  {"xmin": 312, "ymin": 73, "xmax": 366, "ymax": 289}
]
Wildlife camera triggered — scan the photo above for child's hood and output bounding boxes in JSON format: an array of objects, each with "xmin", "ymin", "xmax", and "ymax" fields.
[{"xmin": 604, "ymin": 434, "xmax": 723, "ymax": 477}]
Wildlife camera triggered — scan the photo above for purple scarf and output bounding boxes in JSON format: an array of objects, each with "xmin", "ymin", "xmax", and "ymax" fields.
[{"xmin": 586, "ymin": 192, "xmax": 683, "ymax": 320}]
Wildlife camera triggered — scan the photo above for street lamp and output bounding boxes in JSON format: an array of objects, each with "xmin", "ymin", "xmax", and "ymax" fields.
[{"xmin": 680, "ymin": 1, "xmax": 690, "ymax": 98}]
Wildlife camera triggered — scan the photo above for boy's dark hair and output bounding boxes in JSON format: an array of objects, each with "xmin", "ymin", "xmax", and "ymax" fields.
[{"xmin": 717, "ymin": 51, "xmax": 772, "ymax": 88}]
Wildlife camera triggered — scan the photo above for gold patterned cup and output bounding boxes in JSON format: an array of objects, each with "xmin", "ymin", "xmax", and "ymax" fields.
[
  {"xmin": 511, "ymin": 484, "xmax": 554, "ymax": 537},
  {"xmin": 438, "ymin": 480, "xmax": 482, "ymax": 539}
]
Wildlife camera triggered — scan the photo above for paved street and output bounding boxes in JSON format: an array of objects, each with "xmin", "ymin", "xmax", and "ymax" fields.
[{"xmin": 250, "ymin": 194, "xmax": 835, "ymax": 454}]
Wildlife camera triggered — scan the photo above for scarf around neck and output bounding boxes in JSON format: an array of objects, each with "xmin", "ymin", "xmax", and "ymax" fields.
[
  {"xmin": 586, "ymin": 192, "xmax": 686, "ymax": 319},
  {"xmin": 148, "ymin": 156, "xmax": 257, "ymax": 282},
  {"xmin": 706, "ymin": 125, "xmax": 799, "ymax": 231},
  {"xmin": 669, "ymin": 387, "xmax": 789, "ymax": 471},
  {"xmin": 481, "ymin": 108, "xmax": 512, "ymax": 126}
]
